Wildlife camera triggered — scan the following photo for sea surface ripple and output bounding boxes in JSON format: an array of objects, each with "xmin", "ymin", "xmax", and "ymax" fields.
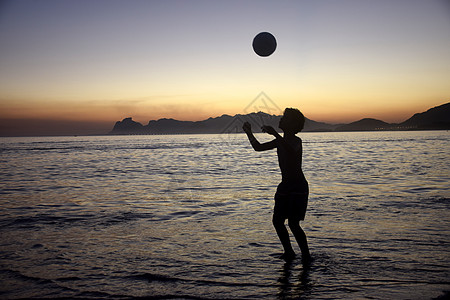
[{"xmin": 0, "ymin": 131, "xmax": 449, "ymax": 299}]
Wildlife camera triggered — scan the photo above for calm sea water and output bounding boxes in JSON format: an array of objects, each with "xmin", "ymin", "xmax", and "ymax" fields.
[{"xmin": 0, "ymin": 131, "xmax": 449, "ymax": 299}]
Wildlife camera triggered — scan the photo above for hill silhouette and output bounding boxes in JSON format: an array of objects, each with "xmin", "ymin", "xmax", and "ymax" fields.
[
  {"xmin": 336, "ymin": 118, "xmax": 391, "ymax": 131},
  {"xmin": 110, "ymin": 102, "xmax": 449, "ymax": 134},
  {"xmin": 398, "ymin": 102, "xmax": 450, "ymax": 130},
  {"xmin": 111, "ymin": 112, "xmax": 338, "ymax": 134}
]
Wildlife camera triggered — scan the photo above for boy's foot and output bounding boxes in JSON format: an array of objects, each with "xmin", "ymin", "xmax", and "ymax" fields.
[{"xmin": 279, "ymin": 251, "xmax": 296, "ymax": 261}]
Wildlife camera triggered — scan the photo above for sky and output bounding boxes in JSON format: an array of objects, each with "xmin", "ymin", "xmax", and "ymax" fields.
[{"xmin": 0, "ymin": 0, "xmax": 449, "ymax": 136}]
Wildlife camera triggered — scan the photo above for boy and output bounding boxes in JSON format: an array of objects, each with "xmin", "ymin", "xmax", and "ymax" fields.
[{"xmin": 243, "ymin": 108, "xmax": 311, "ymax": 262}]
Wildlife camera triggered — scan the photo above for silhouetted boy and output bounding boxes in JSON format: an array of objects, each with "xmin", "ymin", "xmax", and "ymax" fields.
[{"xmin": 243, "ymin": 108, "xmax": 311, "ymax": 262}]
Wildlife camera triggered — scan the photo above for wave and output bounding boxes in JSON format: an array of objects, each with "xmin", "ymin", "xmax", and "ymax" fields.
[
  {"xmin": 129, "ymin": 272, "xmax": 271, "ymax": 288},
  {"xmin": 0, "ymin": 210, "xmax": 157, "ymax": 229},
  {"xmin": 0, "ymin": 141, "xmax": 209, "ymax": 153}
]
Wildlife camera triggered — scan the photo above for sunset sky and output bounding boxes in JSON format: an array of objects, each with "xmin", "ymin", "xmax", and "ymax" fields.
[{"xmin": 1, "ymin": 0, "xmax": 449, "ymax": 135}]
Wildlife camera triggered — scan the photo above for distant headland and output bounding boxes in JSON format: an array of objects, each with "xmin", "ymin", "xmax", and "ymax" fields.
[{"xmin": 110, "ymin": 102, "xmax": 450, "ymax": 135}]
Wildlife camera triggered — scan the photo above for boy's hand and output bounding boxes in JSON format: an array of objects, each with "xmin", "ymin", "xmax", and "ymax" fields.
[
  {"xmin": 242, "ymin": 122, "xmax": 252, "ymax": 134},
  {"xmin": 261, "ymin": 125, "xmax": 277, "ymax": 136}
]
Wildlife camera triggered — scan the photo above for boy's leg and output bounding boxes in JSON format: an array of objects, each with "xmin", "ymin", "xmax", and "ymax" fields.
[
  {"xmin": 288, "ymin": 218, "xmax": 311, "ymax": 261},
  {"xmin": 272, "ymin": 214, "xmax": 295, "ymax": 259}
]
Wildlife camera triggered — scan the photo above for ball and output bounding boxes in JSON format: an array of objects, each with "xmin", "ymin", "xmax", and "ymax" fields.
[{"xmin": 252, "ymin": 32, "xmax": 277, "ymax": 57}]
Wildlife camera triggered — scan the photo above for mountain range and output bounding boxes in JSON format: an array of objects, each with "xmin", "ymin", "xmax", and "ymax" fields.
[{"xmin": 110, "ymin": 102, "xmax": 450, "ymax": 135}]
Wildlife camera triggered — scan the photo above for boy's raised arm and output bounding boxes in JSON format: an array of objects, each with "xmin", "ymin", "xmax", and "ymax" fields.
[
  {"xmin": 261, "ymin": 125, "xmax": 299, "ymax": 156},
  {"xmin": 243, "ymin": 122, "xmax": 276, "ymax": 151}
]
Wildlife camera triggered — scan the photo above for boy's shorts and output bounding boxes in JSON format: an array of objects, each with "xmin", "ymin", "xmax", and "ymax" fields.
[{"xmin": 274, "ymin": 192, "xmax": 309, "ymax": 221}]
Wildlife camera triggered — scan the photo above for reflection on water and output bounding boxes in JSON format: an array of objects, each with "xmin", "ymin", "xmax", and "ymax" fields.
[
  {"xmin": 277, "ymin": 260, "xmax": 311, "ymax": 299},
  {"xmin": 0, "ymin": 131, "xmax": 449, "ymax": 299}
]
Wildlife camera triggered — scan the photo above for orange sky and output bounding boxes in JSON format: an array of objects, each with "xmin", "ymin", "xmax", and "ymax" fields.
[{"xmin": 1, "ymin": 1, "xmax": 449, "ymax": 136}]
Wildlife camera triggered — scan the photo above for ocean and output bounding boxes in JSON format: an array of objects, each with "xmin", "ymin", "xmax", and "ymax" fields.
[{"xmin": 0, "ymin": 131, "xmax": 449, "ymax": 299}]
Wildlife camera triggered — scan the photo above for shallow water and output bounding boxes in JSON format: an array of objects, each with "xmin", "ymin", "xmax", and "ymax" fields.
[{"xmin": 0, "ymin": 131, "xmax": 449, "ymax": 299}]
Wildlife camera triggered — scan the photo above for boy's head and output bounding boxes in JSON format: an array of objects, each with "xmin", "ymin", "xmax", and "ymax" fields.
[{"xmin": 279, "ymin": 108, "xmax": 305, "ymax": 133}]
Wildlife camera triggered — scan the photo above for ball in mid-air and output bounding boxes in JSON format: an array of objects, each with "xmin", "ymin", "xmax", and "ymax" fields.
[{"xmin": 252, "ymin": 32, "xmax": 277, "ymax": 57}]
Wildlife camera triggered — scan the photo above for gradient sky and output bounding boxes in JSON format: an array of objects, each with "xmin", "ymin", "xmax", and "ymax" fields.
[{"xmin": 1, "ymin": 0, "xmax": 449, "ymax": 135}]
